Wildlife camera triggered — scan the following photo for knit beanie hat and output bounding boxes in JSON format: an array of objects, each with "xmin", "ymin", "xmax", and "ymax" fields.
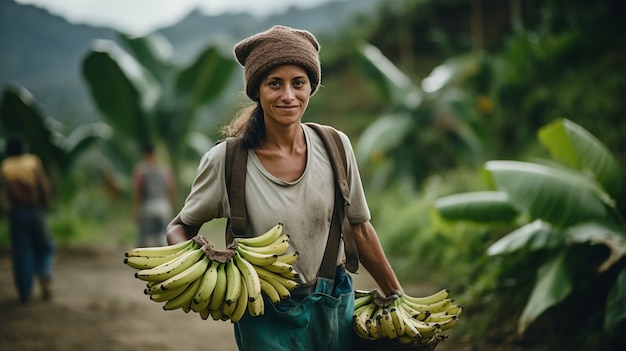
[{"xmin": 234, "ymin": 25, "xmax": 321, "ymax": 101}]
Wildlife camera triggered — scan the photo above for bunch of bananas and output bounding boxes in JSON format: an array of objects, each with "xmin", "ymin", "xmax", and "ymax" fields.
[
  {"xmin": 353, "ymin": 288, "xmax": 462, "ymax": 347},
  {"xmin": 124, "ymin": 223, "xmax": 300, "ymax": 322}
]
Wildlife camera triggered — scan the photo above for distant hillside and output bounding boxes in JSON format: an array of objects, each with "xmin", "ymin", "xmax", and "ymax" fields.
[{"xmin": 0, "ymin": 0, "xmax": 380, "ymax": 125}]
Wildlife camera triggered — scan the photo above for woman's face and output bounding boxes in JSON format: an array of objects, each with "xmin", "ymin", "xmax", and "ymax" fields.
[{"xmin": 258, "ymin": 65, "xmax": 311, "ymax": 128}]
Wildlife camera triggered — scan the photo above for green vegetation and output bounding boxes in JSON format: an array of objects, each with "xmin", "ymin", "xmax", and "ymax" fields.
[{"xmin": 1, "ymin": 0, "xmax": 624, "ymax": 349}]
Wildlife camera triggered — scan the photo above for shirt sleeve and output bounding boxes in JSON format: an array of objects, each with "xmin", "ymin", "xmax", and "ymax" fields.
[
  {"xmin": 337, "ymin": 130, "xmax": 371, "ymax": 224},
  {"xmin": 178, "ymin": 142, "xmax": 230, "ymax": 226}
]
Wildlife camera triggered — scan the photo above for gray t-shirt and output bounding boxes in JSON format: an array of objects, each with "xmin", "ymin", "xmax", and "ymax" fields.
[{"xmin": 179, "ymin": 124, "xmax": 370, "ymax": 283}]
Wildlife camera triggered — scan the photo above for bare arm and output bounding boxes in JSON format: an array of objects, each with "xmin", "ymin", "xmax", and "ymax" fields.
[
  {"xmin": 166, "ymin": 214, "xmax": 201, "ymax": 245},
  {"xmin": 352, "ymin": 220, "xmax": 404, "ymax": 296}
]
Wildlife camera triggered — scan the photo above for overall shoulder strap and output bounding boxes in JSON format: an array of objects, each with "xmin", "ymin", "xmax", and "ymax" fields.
[
  {"xmin": 224, "ymin": 137, "xmax": 248, "ymax": 244},
  {"xmin": 305, "ymin": 122, "xmax": 360, "ymax": 275}
]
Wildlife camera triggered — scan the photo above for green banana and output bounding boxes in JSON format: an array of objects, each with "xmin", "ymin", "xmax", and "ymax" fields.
[
  {"xmin": 230, "ymin": 274, "xmax": 249, "ymax": 323},
  {"xmin": 222, "ymin": 261, "xmax": 242, "ymax": 318},
  {"xmin": 163, "ymin": 277, "xmax": 203, "ymax": 311},
  {"xmin": 207, "ymin": 261, "xmax": 227, "ymax": 312},
  {"xmin": 401, "ymin": 288, "xmax": 448, "ymax": 305},
  {"xmin": 190, "ymin": 260, "xmax": 219, "ymax": 313}
]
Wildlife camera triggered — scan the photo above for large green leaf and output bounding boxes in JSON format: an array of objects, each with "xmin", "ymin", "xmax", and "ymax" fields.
[
  {"xmin": 81, "ymin": 39, "xmax": 157, "ymax": 141},
  {"xmin": 175, "ymin": 45, "xmax": 237, "ymax": 107},
  {"xmin": 0, "ymin": 85, "xmax": 65, "ymax": 168},
  {"xmin": 355, "ymin": 43, "xmax": 423, "ymax": 109},
  {"xmin": 487, "ymin": 220, "xmax": 563, "ymax": 255},
  {"xmin": 119, "ymin": 32, "xmax": 174, "ymax": 84},
  {"xmin": 356, "ymin": 113, "xmax": 412, "ymax": 163},
  {"xmin": 566, "ymin": 222, "xmax": 626, "ymax": 272},
  {"xmin": 435, "ymin": 191, "xmax": 519, "ymax": 222},
  {"xmin": 605, "ymin": 268, "xmax": 626, "ymax": 331},
  {"xmin": 485, "ymin": 160, "xmax": 612, "ymax": 227},
  {"xmin": 518, "ymin": 249, "xmax": 574, "ymax": 334},
  {"xmin": 538, "ymin": 118, "xmax": 624, "ymax": 198}
]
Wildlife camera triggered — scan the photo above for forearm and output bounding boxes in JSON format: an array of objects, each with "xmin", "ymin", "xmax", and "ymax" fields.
[
  {"xmin": 352, "ymin": 221, "xmax": 403, "ymax": 295},
  {"xmin": 166, "ymin": 214, "xmax": 201, "ymax": 245}
]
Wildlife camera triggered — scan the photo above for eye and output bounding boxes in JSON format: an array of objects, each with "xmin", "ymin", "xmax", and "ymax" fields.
[
  {"xmin": 293, "ymin": 79, "xmax": 306, "ymax": 88},
  {"xmin": 268, "ymin": 80, "xmax": 281, "ymax": 88}
]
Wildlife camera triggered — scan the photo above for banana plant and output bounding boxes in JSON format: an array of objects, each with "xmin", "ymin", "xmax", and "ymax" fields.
[
  {"xmin": 434, "ymin": 118, "xmax": 626, "ymax": 334},
  {"xmin": 81, "ymin": 32, "xmax": 237, "ymax": 180},
  {"xmin": 354, "ymin": 43, "xmax": 488, "ymax": 188},
  {"xmin": 0, "ymin": 83, "xmax": 112, "ymax": 201}
]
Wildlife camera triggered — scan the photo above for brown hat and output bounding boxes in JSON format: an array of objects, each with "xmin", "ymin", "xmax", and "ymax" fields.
[{"xmin": 234, "ymin": 25, "xmax": 321, "ymax": 101}]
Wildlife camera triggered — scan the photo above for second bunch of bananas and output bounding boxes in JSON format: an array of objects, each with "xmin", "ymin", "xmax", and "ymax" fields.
[
  {"xmin": 353, "ymin": 288, "xmax": 462, "ymax": 348},
  {"xmin": 124, "ymin": 223, "xmax": 300, "ymax": 322}
]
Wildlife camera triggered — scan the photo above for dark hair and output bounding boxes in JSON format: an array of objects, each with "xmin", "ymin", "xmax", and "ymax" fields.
[
  {"xmin": 222, "ymin": 103, "xmax": 266, "ymax": 149},
  {"xmin": 141, "ymin": 141, "xmax": 155, "ymax": 155},
  {"xmin": 4, "ymin": 137, "xmax": 27, "ymax": 157}
]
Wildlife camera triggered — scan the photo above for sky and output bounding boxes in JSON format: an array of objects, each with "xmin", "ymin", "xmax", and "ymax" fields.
[{"xmin": 13, "ymin": 0, "xmax": 337, "ymax": 35}]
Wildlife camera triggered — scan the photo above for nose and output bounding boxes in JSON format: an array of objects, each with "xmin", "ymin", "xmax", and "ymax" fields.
[{"xmin": 281, "ymin": 85, "xmax": 295, "ymax": 100}]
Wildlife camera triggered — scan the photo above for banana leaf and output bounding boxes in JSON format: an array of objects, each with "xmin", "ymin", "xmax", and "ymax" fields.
[
  {"xmin": 81, "ymin": 39, "xmax": 158, "ymax": 142},
  {"xmin": 518, "ymin": 249, "xmax": 574, "ymax": 334},
  {"xmin": 355, "ymin": 43, "xmax": 423, "ymax": 109},
  {"xmin": 538, "ymin": 118, "xmax": 624, "ymax": 199},
  {"xmin": 355, "ymin": 113, "xmax": 412, "ymax": 163},
  {"xmin": 485, "ymin": 160, "xmax": 612, "ymax": 227},
  {"xmin": 119, "ymin": 32, "xmax": 174, "ymax": 84},
  {"xmin": 605, "ymin": 268, "xmax": 626, "ymax": 331},
  {"xmin": 487, "ymin": 220, "xmax": 563, "ymax": 255},
  {"xmin": 435, "ymin": 191, "xmax": 518, "ymax": 222},
  {"xmin": 0, "ymin": 85, "xmax": 65, "ymax": 168}
]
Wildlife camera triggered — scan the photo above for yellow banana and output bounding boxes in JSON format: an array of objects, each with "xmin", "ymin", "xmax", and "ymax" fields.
[
  {"xmin": 125, "ymin": 239, "xmax": 196, "ymax": 258},
  {"xmin": 148, "ymin": 282, "xmax": 189, "ymax": 302},
  {"xmin": 163, "ymin": 277, "xmax": 202, "ymax": 311},
  {"xmin": 254, "ymin": 265, "xmax": 300, "ymax": 291},
  {"xmin": 233, "ymin": 253, "xmax": 262, "ymax": 306},
  {"xmin": 230, "ymin": 275, "xmax": 249, "ymax": 323},
  {"xmin": 236, "ymin": 246, "xmax": 279, "ymax": 266},
  {"xmin": 365, "ymin": 317, "xmax": 383, "ymax": 339},
  {"xmin": 353, "ymin": 315, "xmax": 373, "ymax": 340},
  {"xmin": 124, "ymin": 245, "xmax": 195, "ymax": 269},
  {"xmin": 135, "ymin": 248, "xmax": 204, "ymax": 282},
  {"xmin": 401, "ymin": 289, "xmax": 448, "ymax": 305},
  {"xmin": 260, "ymin": 261, "xmax": 294, "ymax": 275},
  {"xmin": 237, "ymin": 237, "xmax": 290, "ymax": 256},
  {"xmin": 275, "ymin": 251, "xmax": 299, "ymax": 265},
  {"xmin": 247, "ymin": 292, "xmax": 264, "ymax": 317},
  {"xmin": 259, "ymin": 274, "xmax": 291, "ymax": 300},
  {"xmin": 259, "ymin": 278, "xmax": 282, "ymax": 303},
  {"xmin": 159, "ymin": 255, "xmax": 210, "ymax": 291},
  {"xmin": 207, "ymin": 262, "xmax": 227, "ymax": 312},
  {"xmin": 433, "ymin": 315, "xmax": 458, "ymax": 332},
  {"xmin": 199, "ymin": 306, "xmax": 211, "ymax": 320},
  {"xmin": 401, "ymin": 296, "xmax": 454, "ymax": 314},
  {"xmin": 390, "ymin": 306, "xmax": 406, "ymax": 337},
  {"xmin": 236, "ymin": 223, "xmax": 283, "ymax": 247},
  {"xmin": 379, "ymin": 309, "xmax": 398, "ymax": 339},
  {"xmin": 190, "ymin": 260, "xmax": 219, "ymax": 313}
]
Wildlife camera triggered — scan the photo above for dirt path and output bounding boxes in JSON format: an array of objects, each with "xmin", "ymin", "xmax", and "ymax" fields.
[{"xmin": 0, "ymin": 244, "xmax": 464, "ymax": 351}]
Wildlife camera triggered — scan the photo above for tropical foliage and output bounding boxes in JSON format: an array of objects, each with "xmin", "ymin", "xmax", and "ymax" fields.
[
  {"xmin": 81, "ymin": 32, "xmax": 238, "ymax": 182},
  {"xmin": 434, "ymin": 118, "xmax": 626, "ymax": 335},
  {"xmin": 0, "ymin": 83, "xmax": 112, "ymax": 201}
]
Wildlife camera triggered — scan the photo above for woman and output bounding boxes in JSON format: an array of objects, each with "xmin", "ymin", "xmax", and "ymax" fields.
[{"xmin": 166, "ymin": 25, "xmax": 403, "ymax": 350}]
